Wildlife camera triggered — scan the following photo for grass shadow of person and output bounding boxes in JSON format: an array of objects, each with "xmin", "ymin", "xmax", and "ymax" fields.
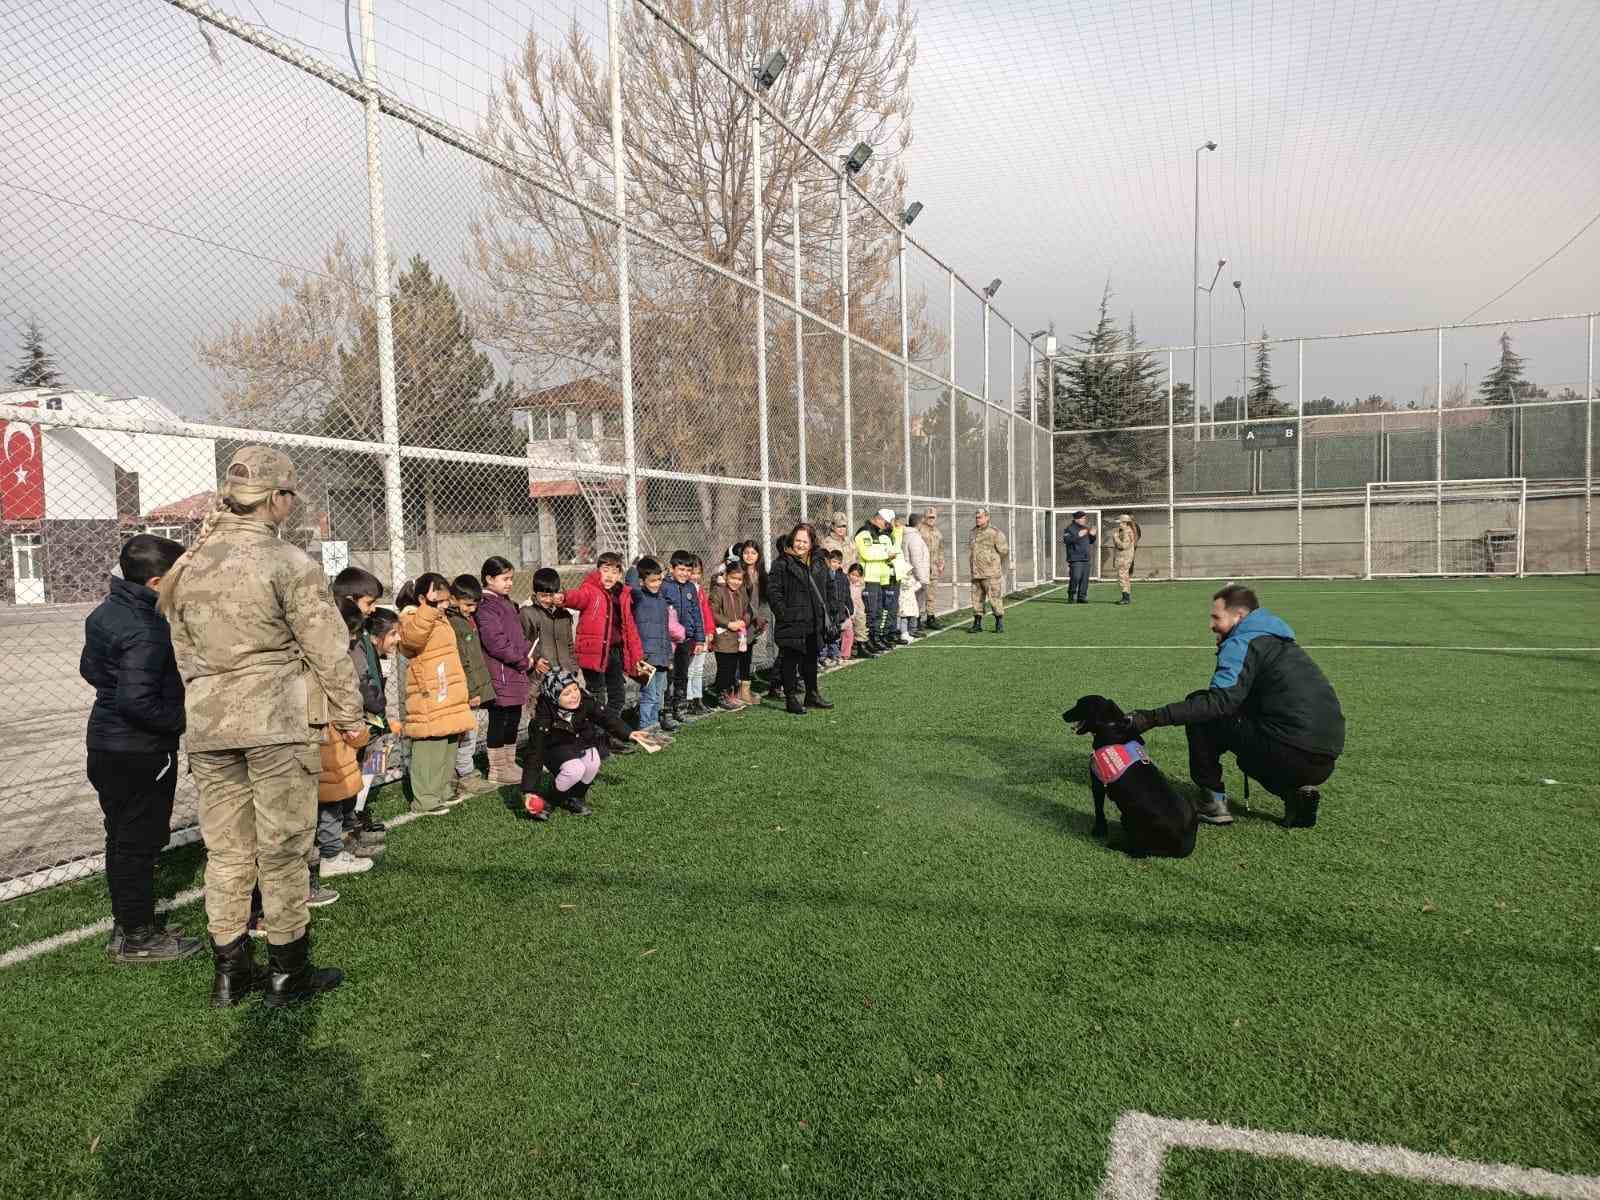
[
  {"xmin": 927, "ymin": 732, "xmax": 1119, "ymax": 848},
  {"xmin": 94, "ymin": 1000, "xmax": 404, "ymax": 1200}
]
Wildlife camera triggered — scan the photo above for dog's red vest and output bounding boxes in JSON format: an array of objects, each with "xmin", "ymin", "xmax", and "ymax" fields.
[{"xmin": 1090, "ymin": 740, "xmax": 1150, "ymax": 785}]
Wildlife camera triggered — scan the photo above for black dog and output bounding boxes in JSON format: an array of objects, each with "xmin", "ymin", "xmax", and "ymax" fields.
[{"xmin": 1062, "ymin": 694, "xmax": 1197, "ymax": 858}]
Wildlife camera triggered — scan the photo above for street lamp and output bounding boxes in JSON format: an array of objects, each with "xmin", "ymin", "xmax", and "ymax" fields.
[
  {"xmin": 1233, "ymin": 279, "xmax": 1247, "ymax": 425},
  {"xmin": 1191, "ymin": 139, "xmax": 1218, "ymax": 436},
  {"xmin": 983, "ymin": 278, "xmax": 1002, "ymax": 300},
  {"xmin": 901, "ymin": 201, "xmax": 923, "ymax": 227},
  {"xmin": 1196, "ymin": 257, "xmax": 1226, "ymax": 438}
]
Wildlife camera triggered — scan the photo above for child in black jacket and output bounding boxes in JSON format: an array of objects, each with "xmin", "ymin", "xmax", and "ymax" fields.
[
  {"xmin": 521, "ymin": 669, "xmax": 646, "ymax": 818},
  {"xmin": 79, "ymin": 534, "xmax": 199, "ymax": 964}
]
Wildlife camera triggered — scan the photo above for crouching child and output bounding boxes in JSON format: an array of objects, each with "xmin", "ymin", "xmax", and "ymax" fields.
[{"xmin": 521, "ymin": 669, "xmax": 648, "ymax": 819}]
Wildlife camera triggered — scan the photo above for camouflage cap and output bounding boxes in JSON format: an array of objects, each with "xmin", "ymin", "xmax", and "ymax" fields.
[
  {"xmin": 226, "ymin": 445, "xmax": 298, "ymax": 491},
  {"xmin": 923, "ymin": 506, "xmax": 938, "ymax": 519}
]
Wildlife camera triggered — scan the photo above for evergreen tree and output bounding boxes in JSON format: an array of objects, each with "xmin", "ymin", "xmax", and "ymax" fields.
[
  {"xmin": 1052, "ymin": 283, "xmax": 1123, "ymax": 430},
  {"xmin": 1477, "ymin": 331, "xmax": 1526, "ymax": 406},
  {"xmin": 9, "ymin": 317, "xmax": 62, "ymax": 388},
  {"xmin": 1117, "ymin": 314, "xmax": 1167, "ymax": 425},
  {"xmin": 1051, "ymin": 284, "xmax": 1164, "ymax": 504},
  {"xmin": 1246, "ymin": 328, "xmax": 1286, "ymax": 417}
]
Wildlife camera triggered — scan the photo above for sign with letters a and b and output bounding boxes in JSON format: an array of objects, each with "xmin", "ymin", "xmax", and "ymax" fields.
[{"xmin": 1241, "ymin": 420, "xmax": 1296, "ymax": 451}]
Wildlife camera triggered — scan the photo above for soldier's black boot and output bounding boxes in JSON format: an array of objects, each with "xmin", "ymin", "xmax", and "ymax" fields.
[
  {"xmin": 210, "ymin": 934, "xmax": 259, "ymax": 1008},
  {"xmin": 970, "ymin": 615, "xmax": 982, "ymax": 633},
  {"xmin": 785, "ymin": 691, "xmax": 807, "ymax": 715},
  {"xmin": 804, "ymin": 690, "xmax": 833, "ymax": 710},
  {"xmin": 1120, "ymin": 591, "xmax": 1131, "ymax": 606},
  {"xmin": 263, "ymin": 932, "xmax": 344, "ymax": 1008},
  {"xmin": 994, "ymin": 615, "xmax": 1004, "ymax": 634}
]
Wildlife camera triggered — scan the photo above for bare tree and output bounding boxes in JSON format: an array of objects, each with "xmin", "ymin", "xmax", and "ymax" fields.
[
  {"xmin": 196, "ymin": 235, "xmax": 368, "ymax": 429},
  {"xmin": 469, "ymin": 0, "xmax": 929, "ymax": 535}
]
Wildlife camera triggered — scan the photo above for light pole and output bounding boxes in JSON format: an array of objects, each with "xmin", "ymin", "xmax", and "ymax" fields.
[
  {"xmin": 1233, "ymin": 279, "xmax": 1247, "ymax": 426},
  {"xmin": 1191, "ymin": 139, "xmax": 1218, "ymax": 439},
  {"xmin": 1196, "ymin": 257, "xmax": 1226, "ymax": 439}
]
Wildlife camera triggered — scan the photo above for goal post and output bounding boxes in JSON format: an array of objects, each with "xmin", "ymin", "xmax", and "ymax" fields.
[{"xmin": 1364, "ymin": 478, "xmax": 1527, "ymax": 578}]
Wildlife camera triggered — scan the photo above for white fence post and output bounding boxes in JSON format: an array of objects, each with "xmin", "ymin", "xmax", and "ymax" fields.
[
  {"xmin": 900, "ymin": 228, "xmax": 912, "ymax": 519},
  {"xmin": 1435, "ymin": 327, "xmax": 1444, "ymax": 576},
  {"xmin": 1296, "ymin": 337, "xmax": 1304, "ymax": 578},
  {"xmin": 793, "ymin": 179, "xmax": 806, "ymax": 503},
  {"xmin": 839, "ymin": 173, "xmax": 852, "ymax": 527},
  {"xmin": 356, "ymin": 0, "xmax": 406, "ymax": 588},
  {"xmin": 1167, "ymin": 351, "xmax": 1176, "ymax": 580},
  {"xmin": 1587, "ymin": 313, "xmax": 1594, "ymax": 574},
  {"xmin": 606, "ymin": 0, "xmax": 640, "ymax": 560},
  {"xmin": 752, "ymin": 104, "xmax": 771, "ymax": 559}
]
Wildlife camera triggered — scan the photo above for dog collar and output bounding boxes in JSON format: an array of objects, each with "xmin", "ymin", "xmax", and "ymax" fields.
[{"xmin": 1090, "ymin": 741, "xmax": 1150, "ymax": 785}]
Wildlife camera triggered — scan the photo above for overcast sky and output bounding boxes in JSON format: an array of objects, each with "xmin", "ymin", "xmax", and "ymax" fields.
[{"xmin": 4, "ymin": 0, "xmax": 1598, "ymax": 416}]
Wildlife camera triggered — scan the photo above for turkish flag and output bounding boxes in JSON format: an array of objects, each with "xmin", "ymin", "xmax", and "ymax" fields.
[{"xmin": 0, "ymin": 421, "xmax": 45, "ymax": 520}]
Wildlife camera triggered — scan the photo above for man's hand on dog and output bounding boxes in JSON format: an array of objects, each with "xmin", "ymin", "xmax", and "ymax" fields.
[{"xmin": 1107, "ymin": 710, "xmax": 1156, "ymax": 741}]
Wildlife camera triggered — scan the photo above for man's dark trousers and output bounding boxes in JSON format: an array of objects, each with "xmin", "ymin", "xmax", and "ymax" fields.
[
  {"xmin": 862, "ymin": 582, "xmax": 884, "ymax": 644},
  {"xmin": 584, "ymin": 643, "xmax": 628, "ymax": 723},
  {"xmin": 1068, "ymin": 560, "xmax": 1091, "ymax": 603},
  {"xmin": 881, "ymin": 579, "xmax": 900, "ymax": 639},
  {"xmin": 87, "ymin": 749, "xmax": 178, "ymax": 929},
  {"xmin": 1184, "ymin": 695, "xmax": 1337, "ymax": 798}
]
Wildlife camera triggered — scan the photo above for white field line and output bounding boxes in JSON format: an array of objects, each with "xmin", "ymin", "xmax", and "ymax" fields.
[
  {"xmin": 0, "ymin": 585, "xmax": 1064, "ymax": 972},
  {"xmin": 917, "ymin": 644, "xmax": 1600, "ymax": 652},
  {"xmin": 1099, "ymin": 1111, "xmax": 1600, "ymax": 1200}
]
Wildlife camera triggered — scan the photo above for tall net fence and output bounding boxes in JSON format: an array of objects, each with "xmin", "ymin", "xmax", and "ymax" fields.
[
  {"xmin": 0, "ymin": 0, "xmax": 1053, "ymax": 893},
  {"xmin": 1049, "ymin": 318, "xmax": 1596, "ymax": 582}
]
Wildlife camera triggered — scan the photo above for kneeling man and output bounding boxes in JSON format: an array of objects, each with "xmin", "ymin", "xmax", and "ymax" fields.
[{"xmin": 1116, "ymin": 584, "xmax": 1344, "ymax": 828}]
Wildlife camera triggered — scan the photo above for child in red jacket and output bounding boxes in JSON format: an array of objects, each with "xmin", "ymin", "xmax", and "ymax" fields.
[{"xmin": 554, "ymin": 551, "xmax": 640, "ymax": 753}]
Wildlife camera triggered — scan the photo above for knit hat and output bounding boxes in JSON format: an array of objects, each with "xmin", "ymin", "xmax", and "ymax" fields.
[
  {"xmin": 225, "ymin": 445, "xmax": 297, "ymax": 492},
  {"xmin": 540, "ymin": 668, "xmax": 581, "ymax": 706},
  {"xmin": 1072, "ymin": 510, "xmax": 1086, "ymax": 519}
]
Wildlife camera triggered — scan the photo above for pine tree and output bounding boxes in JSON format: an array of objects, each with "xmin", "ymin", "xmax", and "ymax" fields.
[
  {"xmin": 1052, "ymin": 283, "xmax": 1124, "ymax": 430},
  {"xmin": 1052, "ymin": 284, "xmax": 1164, "ymax": 503},
  {"xmin": 9, "ymin": 318, "xmax": 62, "ymax": 388},
  {"xmin": 1117, "ymin": 314, "xmax": 1167, "ymax": 425},
  {"xmin": 1246, "ymin": 328, "xmax": 1286, "ymax": 417},
  {"xmin": 1477, "ymin": 331, "xmax": 1526, "ymax": 405}
]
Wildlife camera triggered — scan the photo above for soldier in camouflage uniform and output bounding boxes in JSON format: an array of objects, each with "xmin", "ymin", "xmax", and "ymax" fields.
[
  {"xmin": 161, "ymin": 446, "xmax": 365, "ymax": 1008},
  {"xmin": 921, "ymin": 507, "xmax": 945, "ymax": 627}
]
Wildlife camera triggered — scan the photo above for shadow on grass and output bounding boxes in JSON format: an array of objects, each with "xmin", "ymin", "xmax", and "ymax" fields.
[{"xmin": 95, "ymin": 1001, "xmax": 403, "ymax": 1200}]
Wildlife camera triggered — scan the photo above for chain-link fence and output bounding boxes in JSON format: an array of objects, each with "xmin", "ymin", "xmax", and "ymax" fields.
[
  {"xmin": 1, "ymin": 0, "xmax": 1054, "ymax": 894},
  {"xmin": 1049, "ymin": 316, "xmax": 1596, "ymax": 581}
]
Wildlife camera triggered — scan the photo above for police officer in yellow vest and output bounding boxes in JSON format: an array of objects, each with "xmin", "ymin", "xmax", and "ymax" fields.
[
  {"xmin": 853, "ymin": 508, "xmax": 901, "ymax": 652},
  {"xmin": 161, "ymin": 446, "xmax": 366, "ymax": 1008}
]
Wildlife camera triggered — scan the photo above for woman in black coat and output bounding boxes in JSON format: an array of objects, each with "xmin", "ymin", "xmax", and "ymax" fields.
[{"xmin": 765, "ymin": 522, "xmax": 841, "ymax": 715}]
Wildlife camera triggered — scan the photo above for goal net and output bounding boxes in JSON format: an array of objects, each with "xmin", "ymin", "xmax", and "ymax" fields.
[{"xmin": 1365, "ymin": 478, "xmax": 1526, "ymax": 577}]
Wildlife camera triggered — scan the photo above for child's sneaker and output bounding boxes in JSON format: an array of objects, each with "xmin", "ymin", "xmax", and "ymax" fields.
[
  {"xmin": 305, "ymin": 884, "xmax": 340, "ymax": 909},
  {"xmin": 348, "ymin": 836, "xmax": 385, "ymax": 860},
  {"xmin": 523, "ymin": 793, "xmax": 550, "ymax": 822},
  {"xmin": 557, "ymin": 794, "xmax": 593, "ymax": 817},
  {"xmin": 320, "ymin": 851, "xmax": 374, "ymax": 878}
]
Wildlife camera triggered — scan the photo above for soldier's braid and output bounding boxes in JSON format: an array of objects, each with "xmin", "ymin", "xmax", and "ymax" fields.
[{"xmin": 157, "ymin": 471, "xmax": 274, "ymax": 617}]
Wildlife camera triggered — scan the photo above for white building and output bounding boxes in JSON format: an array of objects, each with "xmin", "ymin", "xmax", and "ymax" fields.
[{"xmin": 0, "ymin": 388, "xmax": 217, "ymax": 604}]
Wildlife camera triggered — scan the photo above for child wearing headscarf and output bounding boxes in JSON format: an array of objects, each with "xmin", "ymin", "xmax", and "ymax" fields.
[{"xmin": 521, "ymin": 668, "xmax": 647, "ymax": 819}]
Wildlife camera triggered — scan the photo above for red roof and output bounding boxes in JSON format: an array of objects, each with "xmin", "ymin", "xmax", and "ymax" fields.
[
  {"xmin": 518, "ymin": 378, "xmax": 623, "ymax": 411},
  {"xmin": 144, "ymin": 491, "xmax": 216, "ymax": 520}
]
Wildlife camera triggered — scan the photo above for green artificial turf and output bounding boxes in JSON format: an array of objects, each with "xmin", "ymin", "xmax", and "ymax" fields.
[{"xmin": 3, "ymin": 578, "xmax": 1597, "ymax": 1199}]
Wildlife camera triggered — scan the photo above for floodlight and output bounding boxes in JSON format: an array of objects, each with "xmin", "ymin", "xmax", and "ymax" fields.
[
  {"xmin": 844, "ymin": 142, "xmax": 873, "ymax": 174},
  {"xmin": 753, "ymin": 50, "xmax": 787, "ymax": 91},
  {"xmin": 983, "ymin": 278, "xmax": 1002, "ymax": 299},
  {"xmin": 902, "ymin": 201, "xmax": 923, "ymax": 226}
]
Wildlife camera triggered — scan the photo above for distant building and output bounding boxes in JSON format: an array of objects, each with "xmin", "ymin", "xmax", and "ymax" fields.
[
  {"xmin": 513, "ymin": 378, "xmax": 633, "ymax": 563},
  {"xmin": 0, "ymin": 388, "xmax": 217, "ymax": 604}
]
